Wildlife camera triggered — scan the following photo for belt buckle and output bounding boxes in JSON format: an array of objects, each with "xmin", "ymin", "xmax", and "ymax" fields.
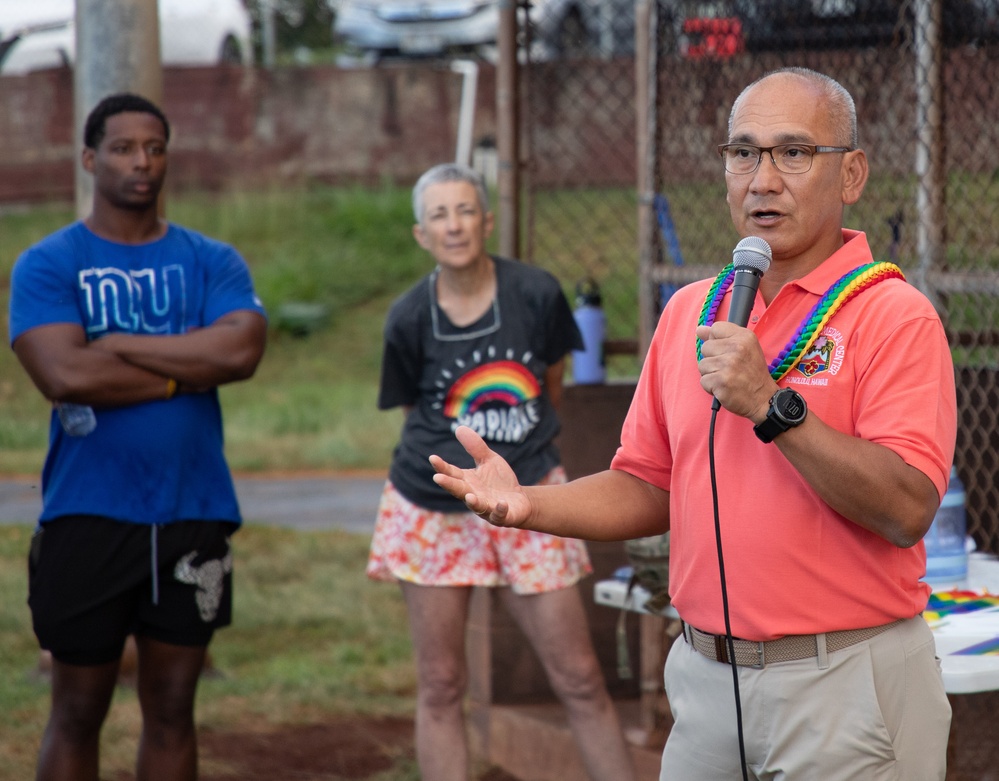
[{"xmin": 718, "ymin": 636, "xmax": 766, "ymax": 668}]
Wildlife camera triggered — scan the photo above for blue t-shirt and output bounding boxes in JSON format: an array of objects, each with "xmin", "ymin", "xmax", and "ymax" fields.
[{"xmin": 8, "ymin": 222, "xmax": 266, "ymax": 526}]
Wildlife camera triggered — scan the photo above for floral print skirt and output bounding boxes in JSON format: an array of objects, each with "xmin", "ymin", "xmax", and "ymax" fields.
[{"xmin": 366, "ymin": 467, "xmax": 592, "ymax": 595}]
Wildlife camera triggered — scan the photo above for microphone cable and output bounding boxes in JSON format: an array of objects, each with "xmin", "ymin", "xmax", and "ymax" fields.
[
  {"xmin": 708, "ymin": 403, "xmax": 750, "ymax": 781},
  {"xmin": 698, "ymin": 236, "xmax": 770, "ymax": 780}
]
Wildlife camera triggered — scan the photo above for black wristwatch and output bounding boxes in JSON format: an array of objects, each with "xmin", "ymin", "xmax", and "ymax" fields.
[{"xmin": 753, "ymin": 388, "xmax": 807, "ymax": 443}]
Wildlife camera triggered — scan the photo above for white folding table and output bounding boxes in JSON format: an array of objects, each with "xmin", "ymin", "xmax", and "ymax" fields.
[{"xmin": 594, "ymin": 552, "xmax": 999, "ymax": 695}]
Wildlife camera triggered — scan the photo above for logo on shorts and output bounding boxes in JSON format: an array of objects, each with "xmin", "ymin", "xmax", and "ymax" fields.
[{"xmin": 174, "ymin": 548, "xmax": 233, "ymax": 622}]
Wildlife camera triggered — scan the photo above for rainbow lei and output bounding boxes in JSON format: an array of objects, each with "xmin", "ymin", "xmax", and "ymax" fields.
[{"xmin": 696, "ymin": 261, "xmax": 905, "ymax": 382}]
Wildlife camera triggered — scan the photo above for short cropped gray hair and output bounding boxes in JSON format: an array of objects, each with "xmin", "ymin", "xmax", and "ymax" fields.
[
  {"xmin": 412, "ymin": 163, "xmax": 490, "ymax": 225},
  {"xmin": 729, "ymin": 67, "xmax": 858, "ymax": 149}
]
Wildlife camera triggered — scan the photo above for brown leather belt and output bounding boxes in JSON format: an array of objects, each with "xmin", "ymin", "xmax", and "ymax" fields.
[{"xmin": 681, "ymin": 619, "xmax": 902, "ymax": 669}]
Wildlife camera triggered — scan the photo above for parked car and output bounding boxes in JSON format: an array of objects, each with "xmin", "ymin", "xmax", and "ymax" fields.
[
  {"xmin": 332, "ymin": 0, "xmax": 499, "ymax": 59},
  {"xmin": 0, "ymin": 0, "xmax": 253, "ymax": 76},
  {"xmin": 330, "ymin": 0, "xmax": 635, "ymax": 61}
]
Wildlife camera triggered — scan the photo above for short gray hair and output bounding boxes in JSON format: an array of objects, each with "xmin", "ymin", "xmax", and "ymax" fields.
[
  {"xmin": 729, "ymin": 67, "xmax": 858, "ymax": 149},
  {"xmin": 412, "ymin": 163, "xmax": 490, "ymax": 224}
]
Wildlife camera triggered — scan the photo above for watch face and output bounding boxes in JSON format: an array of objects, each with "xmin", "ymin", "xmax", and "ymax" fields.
[{"xmin": 775, "ymin": 389, "xmax": 807, "ymax": 424}]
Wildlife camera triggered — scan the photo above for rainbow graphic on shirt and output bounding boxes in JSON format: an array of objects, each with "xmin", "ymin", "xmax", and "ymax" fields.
[{"xmin": 443, "ymin": 360, "xmax": 541, "ymax": 419}]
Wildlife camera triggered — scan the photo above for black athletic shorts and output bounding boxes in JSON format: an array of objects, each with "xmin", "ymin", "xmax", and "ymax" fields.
[{"xmin": 28, "ymin": 515, "xmax": 237, "ymax": 665}]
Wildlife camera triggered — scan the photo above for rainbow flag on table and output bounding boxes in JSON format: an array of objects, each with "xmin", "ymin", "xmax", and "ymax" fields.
[
  {"xmin": 924, "ymin": 590, "xmax": 999, "ymax": 623},
  {"xmin": 925, "ymin": 590, "xmax": 999, "ymax": 656},
  {"xmin": 949, "ymin": 636, "xmax": 999, "ymax": 656}
]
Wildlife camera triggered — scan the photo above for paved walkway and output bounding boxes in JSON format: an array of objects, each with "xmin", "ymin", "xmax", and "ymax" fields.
[{"xmin": 0, "ymin": 473, "xmax": 386, "ymax": 533}]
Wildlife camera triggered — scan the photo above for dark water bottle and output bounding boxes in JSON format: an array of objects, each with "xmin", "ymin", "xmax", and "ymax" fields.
[
  {"xmin": 924, "ymin": 466, "xmax": 968, "ymax": 585},
  {"xmin": 57, "ymin": 403, "xmax": 97, "ymax": 437}
]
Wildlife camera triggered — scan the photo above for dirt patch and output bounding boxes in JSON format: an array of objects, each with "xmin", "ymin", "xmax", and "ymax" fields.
[
  {"xmin": 198, "ymin": 718, "xmax": 411, "ymax": 779},
  {"xmin": 106, "ymin": 715, "xmax": 521, "ymax": 781}
]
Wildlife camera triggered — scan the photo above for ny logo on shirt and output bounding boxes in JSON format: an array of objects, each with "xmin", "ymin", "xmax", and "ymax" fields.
[{"xmin": 79, "ymin": 265, "xmax": 187, "ymax": 336}]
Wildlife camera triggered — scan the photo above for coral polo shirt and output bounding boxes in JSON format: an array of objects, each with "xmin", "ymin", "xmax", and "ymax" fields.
[{"xmin": 611, "ymin": 231, "xmax": 956, "ymax": 640}]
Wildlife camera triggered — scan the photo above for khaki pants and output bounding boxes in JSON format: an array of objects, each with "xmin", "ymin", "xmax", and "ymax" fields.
[{"xmin": 659, "ymin": 616, "xmax": 951, "ymax": 780}]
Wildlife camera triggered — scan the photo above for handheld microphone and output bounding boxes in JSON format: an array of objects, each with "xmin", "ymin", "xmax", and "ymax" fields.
[
  {"xmin": 710, "ymin": 237, "xmax": 772, "ymax": 411},
  {"xmin": 726, "ymin": 236, "xmax": 772, "ymax": 328}
]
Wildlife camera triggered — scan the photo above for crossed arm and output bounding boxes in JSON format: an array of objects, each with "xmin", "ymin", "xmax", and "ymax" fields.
[{"xmin": 13, "ymin": 310, "xmax": 267, "ymax": 407}]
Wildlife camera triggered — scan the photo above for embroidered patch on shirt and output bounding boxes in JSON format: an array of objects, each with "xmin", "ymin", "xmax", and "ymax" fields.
[{"xmin": 795, "ymin": 326, "xmax": 845, "ymax": 379}]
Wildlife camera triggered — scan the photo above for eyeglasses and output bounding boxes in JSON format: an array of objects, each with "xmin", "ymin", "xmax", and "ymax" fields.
[{"xmin": 717, "ymin": 143, "xmax": 852, "ymax": 175}]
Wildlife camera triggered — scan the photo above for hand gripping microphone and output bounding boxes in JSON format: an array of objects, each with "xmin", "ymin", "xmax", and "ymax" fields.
[{"xmin": 710, "ymin": 236, "xmax": 772, "ymax": 411}]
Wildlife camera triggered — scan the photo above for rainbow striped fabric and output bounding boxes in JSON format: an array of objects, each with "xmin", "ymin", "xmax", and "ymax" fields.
[
  {"xmin": 925, "ymin": 590, "xmax": 999, "ymax": 621},
  {"xmin": 925, "ymin": 590, "xmax": 999, "ymax": 655}
]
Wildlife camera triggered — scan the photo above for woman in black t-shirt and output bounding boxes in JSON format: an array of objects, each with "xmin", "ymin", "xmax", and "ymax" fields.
[{"xmin": 366, "ymin": 163, "xmax": 637, "ymax": 781}]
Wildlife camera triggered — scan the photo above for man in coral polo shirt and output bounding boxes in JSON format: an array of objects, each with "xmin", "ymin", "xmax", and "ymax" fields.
[{"xmin": 431, "ymin": 67, "xmax": 956, "ymax": 780}]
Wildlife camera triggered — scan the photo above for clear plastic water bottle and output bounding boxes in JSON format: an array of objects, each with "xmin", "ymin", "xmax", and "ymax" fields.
[
  {"xmin": 56, "ymin": 403, "xmax": 97, "ymax": 437},
  {"xmin": 924, "ymin": 466, "xmax": 968, "ymax": 585},
  {"xmin": 572, "ymin": 278, "xmax": 606, "ymax": 384}
]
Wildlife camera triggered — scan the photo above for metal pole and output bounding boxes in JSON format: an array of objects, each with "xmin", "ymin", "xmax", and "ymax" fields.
[
  {"xmin": 261, "ymin": 0, "xmax": 277, "ymax": 69},
  {"xmin": 74, "ymin": 0, "xmax": 163, "ymax": 219},
  {"xmin": 599, "ymin": 0, "xmax": 614, "ymax": 59},
  {"xmin": 451, "ymin": 59, "xmax": 479, "ymax": 167},
  {"xmin": 913, "ymin": 0, "xmax": 945, "ymax": 311},
  {"xmin": 496, "ymin": 0, "xmax": 519, "ymax": 259},
  {"xmin": 635, "ymin": 0, "xmax": 655, "ymax": 358}
]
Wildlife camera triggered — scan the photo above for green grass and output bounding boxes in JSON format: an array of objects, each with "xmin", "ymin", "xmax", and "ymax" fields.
[
  {"xmin": 187, "ymin": 182, "xmax": 499, "ymax": 472},
  {"xmin": 0, "ymin": 523, "xmax": 417, "ymax": 778},
  {"xmin": 201, "ymin": 526, "xmax": 415, "ymax": 719}
]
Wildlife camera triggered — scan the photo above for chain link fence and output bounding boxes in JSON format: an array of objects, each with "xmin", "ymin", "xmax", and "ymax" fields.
[
  {"xmin": 521, "ymin": 0, "xmax": 999, "ymax": 553},
  {"xmin": 521, "ymin": 0, "xmax": 642, "ymax": 374}
]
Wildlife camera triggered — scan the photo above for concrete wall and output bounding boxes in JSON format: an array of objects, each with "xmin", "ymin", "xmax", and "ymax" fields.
[
  {"xmin": 1, "ymin": 48, "xmax": 996, "ymax": 203},
  {"xmin": 0, "ymin": 61, "xmax": 499, "ymax": 203}
]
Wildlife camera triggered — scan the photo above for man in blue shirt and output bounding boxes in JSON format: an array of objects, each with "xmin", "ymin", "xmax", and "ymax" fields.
[{"xmin": 8, "ymin": 93, "xmax": 267, "ymax": 781}]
